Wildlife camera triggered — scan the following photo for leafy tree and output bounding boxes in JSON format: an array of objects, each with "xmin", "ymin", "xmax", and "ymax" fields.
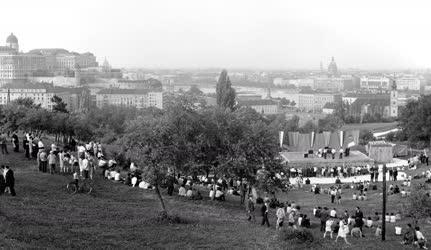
[
  {"xmin": 299, "ymin": 120, "xmax": 317, "ymax": 133},
  {"xmin": 407, "ymin": 184, "xmax": 431, "ymax": 220},
  {"xmin": 290, "ymin": 100, "xmax": 296, "ymax": 107},
  {"xmin": 359, "ymin": 129, "xmax": 374, "ymax": 145},
  {"xmin": 51, "ymin": 95, "xmax": 69, "ymax": 113},
  {"xmin": 399, "ymin": 96, "xmax": 431, "ymax": 144},
  {"xmin": 187, "ymin": 85, "xmax": 203, "ymax": 96},
  {"xmin": 317, "ymin": 114, "xmax": 344, "ymax": 132},
  {"xmin": 279, "ymin": 98, "xmax": 290, "ymax": 107},
  {"xmin": 216, "ymin": 69, "xmax": 236, "ymax": 110}
]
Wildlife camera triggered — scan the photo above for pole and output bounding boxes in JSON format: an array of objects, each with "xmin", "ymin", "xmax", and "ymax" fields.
[{"xmin": 382, "ymin": 163, "xmax": 387, "ymax": 241}]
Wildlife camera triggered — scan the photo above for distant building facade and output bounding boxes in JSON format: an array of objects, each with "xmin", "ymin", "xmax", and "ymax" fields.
[
  {"xmin": 238, "ymin": 99, "xmax": 279, "ymax": 115},
  {"xmin": 395, "ymin": 77, "xmax": 421, "ymax": 91},
  {"xmin": 95, "ymin": 89, "xmax": 163, "ymax": 109},
  {"xmin": 298, "ymin": 91, "xmax": 341, "ymax": 111},
  {"xmin": 360, "ymin": 76, "xmax": 390, "ymax": 90},
  {"xmin": 0, "ymin": 33, "xmax": 97, "ymax": 86}
]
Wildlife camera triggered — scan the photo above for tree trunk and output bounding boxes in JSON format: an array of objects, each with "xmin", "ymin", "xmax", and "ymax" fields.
[{"xmin": 154, "ymin": 184, "xmax": 167, "ymax": 212}]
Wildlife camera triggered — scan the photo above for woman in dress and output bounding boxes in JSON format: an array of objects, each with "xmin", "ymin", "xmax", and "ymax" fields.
[{"xmin": 335, "ymin": 219, "xmax": 351, "ymax": 245}]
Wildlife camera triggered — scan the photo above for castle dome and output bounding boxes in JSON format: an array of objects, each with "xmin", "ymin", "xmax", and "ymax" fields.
[{"xmin": 6, "ymin": 33, "xmax": 18, "ymax": 44}]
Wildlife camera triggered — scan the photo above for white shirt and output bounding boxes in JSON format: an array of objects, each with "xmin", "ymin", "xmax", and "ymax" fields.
[
  {"xmin": 186, "ymin": 190, "xmax": 193, "ymax": 197},
  {"xmin": 215, "ymin": 190, "xmax": 224, "ymax": 198},
  {"xmin": 330, "ymin": 210, "xmax": 337, "ymax": 218},
  {"xmin": 276, "ymin": 208, "xmax": 286, "ymax": 219},
  {"xmin": 82, "ymin": 159, "xmax": 89, "ymax": 171},
  {"xmin": 114, "ymin": 172, "xmax": 121, "ymax": 181},
  {"xmin": 179, "ymin": 187, "xmax": 186, "ymax": 196},
  {"xmin": 38, "ymin": 141, "xmax": 44, "ymax": 148},
  {"xmin": 416, "ymin": 231, "xmax": 425, "ymax": 240}
]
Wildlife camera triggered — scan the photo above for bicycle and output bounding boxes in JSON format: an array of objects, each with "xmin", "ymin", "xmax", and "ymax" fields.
[{"xmin": 66, "ymin": 177, "xmax": 93, "ymax": 194}]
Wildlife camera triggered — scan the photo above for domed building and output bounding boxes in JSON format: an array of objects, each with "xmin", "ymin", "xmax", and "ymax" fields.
[
  {"xmin": 6, "ymin": 33, "xmax": 19, "ymax": 52},
  {"xmin": 327, "ymin": 56, "xmax": 338, "ymax": 77}
]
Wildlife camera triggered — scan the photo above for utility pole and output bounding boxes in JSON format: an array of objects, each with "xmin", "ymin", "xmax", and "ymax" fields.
[
  {"xmin": 368, "ymin": 142, "xmax": 393, "ymax": 241},
  {"xmin": 382, "ymin": 163, "xmax": 387, "ymax": 241}
]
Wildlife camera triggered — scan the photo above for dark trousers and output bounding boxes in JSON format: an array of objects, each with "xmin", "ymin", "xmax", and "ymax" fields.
[
  {"xmin": 1, "ymin": 144, "xmax": 8, "ymax": 154},
  {"xmin": 320, "ymin": 220, "xmax": 326, "ymax": 232},
  {"xmin": 261, "ymin": 214, "xmax": 270, "ymax": 227},
  {"xmin": 331, "ymin": 195, "xmax": 335, "ymax": 203},
  {"xmin": 7, "ymin": 185, "xmax": 16, "ymax": 196},
  {"xmin": 41, "ymin": 161, "xmax": 47, "ymax": 173},
  {"xmin": 167, "ymin": 185, "xmax": 174, "ymax": 196},
  {"xmin": 25, "ymin": 148, "xmax": 29, "ymax": 158},
  {"xmin": 49, "ymin": 164, "xmax": 56, "ymax": 174}
]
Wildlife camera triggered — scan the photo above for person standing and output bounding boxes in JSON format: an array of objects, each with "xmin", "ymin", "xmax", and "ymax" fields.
[
  {"xmin": 320, "ymin": 207, "xmax": 329, "ymax": 232},
  {"xmin": 393, "ymin": 168, "xmax": 398, "ymax": 181},
  {"xmin": 335, "ymin": 219, "xmax": 351, "ymax": 245},
  {"xmin": 355, "ymin": 207, "xmax": 364, "ymax": 237},
  {"xmin": 23, "ymin": 136, "xmax": 29, "ymax": 159},
  {"xmin": 11, "ymin": 132, "xmax": 19, "ymax": 152},
  {"xmin": 3, "ymin": 166, "xmax": 16, "ymax": 196},
  {"xmin": 0, "ymin": 166, "xmax": 5, "ymax": 195},
  {"xmin": 0, "ymin": 132, "xmax": 9, "ymax": 155},
  {"xmin": 276, "ymin": 203, "xmax": 286, "ymax": 230},
  {"xmin": 261, "ymin": 201, "xmax": 270, "ymax": 227},
  {"xmin": 330, "ymin": 188, "xmax": 337, "ymax": 203},
  {"xmin": 246, "ymin": 196, "xmax": 256, "ymax": 222},
  {"xmin": 48, "ymin": 151, "xmax": 56, "ymax": 174},
  {"xmin": 39, "ymin": 150, "xmax": 48, "ymax": 173}
]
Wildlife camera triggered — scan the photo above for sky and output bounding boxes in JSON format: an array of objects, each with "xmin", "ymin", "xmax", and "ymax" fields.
[{"xmin": 1, "ymin": 0, "xmax": 430, "ymax": 70}]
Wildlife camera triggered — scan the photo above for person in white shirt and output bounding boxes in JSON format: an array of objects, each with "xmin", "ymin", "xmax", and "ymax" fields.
[
  {"xmin": 323, "ymin": 219, "xmax": 334, "ymax": 239},
  {"xmin": 37, "ymin": 140, "xmax": 44, "ymax": 152},
  {"xmin": 335, "ymin": 220, "xmax": 351, "ymax": 245},
  {"xmin": 81, "ymin": 158, "xmax": 89, "ymax": 179},
  {"xmin": 330, "ymin": 208, "xmax": 337, "ymax": 218},
  {"xmin": 215, "ymin": 189, "xmax": 225, "ymax": 201},
  {"xmin": 186, "ymin": 189, "xmax": 193, "ymax": 197},
  {"xmin": 178, "ymin": 185, "xmax": 186, "ymax": 196},
  {"xmin": 415, "ymin": 226, "xmax": 427, "ymax": 249},
  {"xmin": 276, "ymin": 204, "xmax": 286, "ymax": 230},
  {"xmin": 114, "ymin": 171, "xmax": 121, "ymax": 182}
]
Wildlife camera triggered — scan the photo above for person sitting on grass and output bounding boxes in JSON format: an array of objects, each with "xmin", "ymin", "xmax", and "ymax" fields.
[
  {"xmin": 366, "ymin": 217, "xmax": 373, "ymax": 228},
  {"xmin": 178, "ymin": 184, "xmax": 186, "ymax": 197},
  {"xmin": 215, "ymin": 187, "xmax": 225, "ymax": 201},
  {"xmin": 414, "ymin": 226, "xmax": 428, "ymax": 249},
  {"xmin": 301, "ymin": 214, "xmax": 310, "ymax": 228},
  {"xmin": 186, "ymin": 188, "xmax": 193, "ymax": 198},
  {"xmin": 351, "ymin": 226, "xmax": 363, "ymax": 238},
  {"xmin": 375, "ymin": 225, "xmax": 382, "ymax": 237},
  {"xmin": 402, "ymin": 223, "xmax": 415, "ymax": 245}
]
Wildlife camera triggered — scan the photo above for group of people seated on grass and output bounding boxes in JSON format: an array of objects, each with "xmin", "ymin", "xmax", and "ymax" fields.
[{"xmin": 288, "ymin": 165, "xmax": 374, "ymax": 178}]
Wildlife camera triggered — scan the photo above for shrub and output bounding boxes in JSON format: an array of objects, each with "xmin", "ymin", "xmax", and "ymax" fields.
[
  {"xmin": 279, "ymin": 227, "xmax": 314, "ymax": 244},
  {"xmin": 150, "ymin": 211, "xmax": 190, "ymax": 225}
]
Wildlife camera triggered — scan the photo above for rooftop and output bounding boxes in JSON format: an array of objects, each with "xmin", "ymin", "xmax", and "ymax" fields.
[
  {"xmin": 97, "ymin": 88, "xmax": 161, "ymax": 95},
  {"xmin": 238, "ymin": 99, "xmax": 278, "ymax": 106}
]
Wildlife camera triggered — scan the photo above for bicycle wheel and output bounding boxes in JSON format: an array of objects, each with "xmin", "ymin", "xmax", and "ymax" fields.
[
  {"xmin": 81, "ymin": 180, "xmax": 93, "ymax": 194},
  {"xmin": 66, "ymin": 182, "xmax": 77, "ymax": 194}
]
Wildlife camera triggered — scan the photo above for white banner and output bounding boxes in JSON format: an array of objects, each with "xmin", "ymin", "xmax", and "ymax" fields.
[{"xmin": 279, "ymin": 131, "xmax": 284, "ymax": 148}]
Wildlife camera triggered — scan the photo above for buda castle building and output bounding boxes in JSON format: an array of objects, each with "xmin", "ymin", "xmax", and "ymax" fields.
[{"xmin": 0, "ymin": 33, "xmax": 97, "ymax": 86}]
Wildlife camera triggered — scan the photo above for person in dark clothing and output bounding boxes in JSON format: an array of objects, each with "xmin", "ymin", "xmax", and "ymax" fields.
[
  {"xmin": 166, "ymin": 174, "xmax": 176, "ymax": 196},
  {"xmin": 11, "ymin": 132, "xmax": 19, "ymax": 152},
  {"xmin": 23, "ymin": 137, "xmax": 29, "ymax": 159},
  {"xmin": 320, "ymin": 207, "xmax": 329, "ymax": 232},
  {"xmin": 354, "ymin": 207, "xmax": 364, "ymax": 236},
  {"xmin": 261, "ymin": 201, "xmax": 270, "ymax": 227},
  {"xmin": 2, "ymin": 165, "xmax": 16, "ymax": 196},
  {"xmin": 0, "ymin": 167, "xmax": 5, "ymax": 195},
  {"xmin": 393, "ymin": 169, "xmax": 398, "ymax": 181}
]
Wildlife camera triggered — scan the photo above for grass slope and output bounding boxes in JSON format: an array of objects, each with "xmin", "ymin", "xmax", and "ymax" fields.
[{"xmin": 0, "ymin": 149, "xmax": 428, "ymax": 249}]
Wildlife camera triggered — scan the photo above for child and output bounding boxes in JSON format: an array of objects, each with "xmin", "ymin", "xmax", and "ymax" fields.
[
  {"xmin": 323, "ymin": 218, "xmax": 334, "ymax": 239},
  {"xmin": 375, "ymin": 225, "xmax": 382, "ymax": 237}
]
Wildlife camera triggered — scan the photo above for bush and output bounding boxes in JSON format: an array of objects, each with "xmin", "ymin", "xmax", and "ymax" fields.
[
  {"xmin": 150, "ymin": 211, "xmax": 190, "ymax": 225},
  {"xmin": 279, "ymin": 227, "xmax": 314, "ymax": 244}
]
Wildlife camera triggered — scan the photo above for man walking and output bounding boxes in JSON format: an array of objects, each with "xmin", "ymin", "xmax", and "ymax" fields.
[
  {"xmin": 0, "ymin": 132, "xmax": 8, "ymax": 155},
  {"xmin": 246, "ymin": 196, "xmax": 256, "ymax": 222},
  {"xmin": 261, "ymin": 201, "xmax": 270, "ymax": 227}
]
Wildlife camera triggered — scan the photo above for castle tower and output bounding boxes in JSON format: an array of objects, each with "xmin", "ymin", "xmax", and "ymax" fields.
[
  {"xmin": 327, "ymin": 56, "xmax": 338, "ymax": 77},
  {"xmin": 6, "ymin": 33, "xmax": 19, "ymax": 52},
  {"xmin": 390, "ymin": 78, "xmax": 398, "ymax": 117}
]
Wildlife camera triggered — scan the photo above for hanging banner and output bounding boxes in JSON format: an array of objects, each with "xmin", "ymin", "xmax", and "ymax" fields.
[
  {"xmin": 352, "ymin": 130, "xmax": 360, "ymax": 145},
  {"xmin": 313, "ymin": 133, "xmax": 326, "ymax": 151},
  {"xmin": 329, "ymin": 132, "xmax": 340, "ymax": 150},
  {"xmin": 297, "ymin": 133, "xmax": 311, "ymax": 152},
  {"xmin": 310, "ymin": 131, "xmax": 315, "ymax": 148},
  {"xmin": 323, "ymin": 131, "xmax": 331, "ymax": 147},
  {"xmin": 279, "ymin": 131, "xmax": 284, "ymax": 148},
  {"xmin": 339, "ymin": 130, "xmax": 344, "ymax": 148}
]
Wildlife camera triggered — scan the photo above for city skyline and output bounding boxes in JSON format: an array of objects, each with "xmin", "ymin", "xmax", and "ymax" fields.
[{"xmin": 1, "ymin": 0, "xmax": 430, "ymax": 70}]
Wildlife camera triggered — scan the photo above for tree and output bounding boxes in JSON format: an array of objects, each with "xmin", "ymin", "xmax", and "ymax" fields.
[
  {"xmin": 51, "ymin": 95, "xmax": 68, "ymax": 113},
  {"xmin": 187, "ymin": 85, "xmax": 203, "ymax": 96},
  {"xmin": 407, "ymin": 184, "xmax": 431, "ymax": 221},
  {"xmin": 318, "ymin": 114, "xmax": 344, "ymax": 132},
  {"xmin": 121, "ymin": 115, "xmax": 172, "ymax": 213},
  {"xmin": 399, "ymin": 96, "xmax": 431, "ymax": 144},
  {"xmin": 216, "ymin": 69, "xmax": 236, "ymax": 110},
  {"xmin": 359, "ymin": 130, "xmax": 374, "ymax": 145},
  {"xmin": 299, "ymin": 120, "xmax": 317, "ymax": 133},
  {"xmin": 279, "ymin": 98, "xmax": 290, "ymax": 107}
]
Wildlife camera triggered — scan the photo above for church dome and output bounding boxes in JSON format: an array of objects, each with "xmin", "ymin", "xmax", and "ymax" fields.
[
  {"xmin": 6, "ymin": 33, "xmax": 18, "ymax": 44},
  {"xmin": 328, "ymin": 56, "xmax": 338, "ymax": 76}
]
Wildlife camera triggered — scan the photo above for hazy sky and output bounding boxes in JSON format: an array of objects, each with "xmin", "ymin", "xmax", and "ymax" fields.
[{"xmin": 1, "ymin": 0, "xmax": 430, "ymax": 70}]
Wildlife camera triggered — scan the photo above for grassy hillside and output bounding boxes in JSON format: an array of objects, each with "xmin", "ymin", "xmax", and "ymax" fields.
[{"xmin": 0, "ymin": 149, "xmax": 428, "ymax": 249}]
